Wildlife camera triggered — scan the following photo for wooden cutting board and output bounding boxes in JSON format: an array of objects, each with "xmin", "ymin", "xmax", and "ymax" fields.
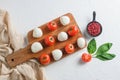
[{"xmin": 6, "ymin": 13, "xmax": 86, "ymax": 67}]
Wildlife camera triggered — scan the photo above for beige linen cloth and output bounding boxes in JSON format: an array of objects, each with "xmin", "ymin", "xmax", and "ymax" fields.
[{"xmin": 0, "ymin": 9, "xmax": 47, "ymax": 80}]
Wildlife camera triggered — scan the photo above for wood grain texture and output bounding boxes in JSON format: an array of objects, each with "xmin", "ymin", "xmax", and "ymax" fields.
[{"xmin": 6, "ymin": 13, "xmax": 86, "ymax": 67}]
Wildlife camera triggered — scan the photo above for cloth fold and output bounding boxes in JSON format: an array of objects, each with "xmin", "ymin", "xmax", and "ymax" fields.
[{"xmin": 0, "ymin": 9, "xmax": 47, "ymax": 80}]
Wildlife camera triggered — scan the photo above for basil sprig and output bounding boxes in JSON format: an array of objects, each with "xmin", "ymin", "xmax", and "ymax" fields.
[{"xmin": 87, "ymin": 38, "xmax": 116, "ymax": 61}]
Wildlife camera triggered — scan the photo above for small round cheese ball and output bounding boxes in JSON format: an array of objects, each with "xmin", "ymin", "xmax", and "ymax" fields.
[
  {"xmin": 60, "ymin": 16, "xmax": 70, "ymax": 26},
  {"xmin": 58, "ymin": 32, "xmax": 68, "ymax": 41},
  {"xmin": 52, "ymin": 49, "xmax": 63, "ymax": 61},
  {"xmin": 77, "ymin": 37, "xmax": 86, "ymax": 48},
  {"xmin": 33, "ymin": 27, "xmax": 43, "ymax": 38},
  {"xmin": 31, "ymin": 42, "xmax": 43, "ymax": 53}
]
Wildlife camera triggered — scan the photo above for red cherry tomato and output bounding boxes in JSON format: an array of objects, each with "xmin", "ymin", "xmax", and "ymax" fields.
[
  {"xmin": 81, "ymin": 53, "xmax": 92, "ymax": 62},
  {"xmin": 47, "ymin": 21, "xmax": 57, "ymax": 31},
  {"xmin": 68, "ymin": 26, "xmax": 79, "ymax": 36},
  {"xmin": 45, "ymin": 35, "xmax": 55, "ymax": 46},
  {"xmin": 39, "ymin": 53, "xmax": 51, "ymax": 65},
  {"xmin": 65, "ymin": 44, "xmax": 75, "ymax": 54}
]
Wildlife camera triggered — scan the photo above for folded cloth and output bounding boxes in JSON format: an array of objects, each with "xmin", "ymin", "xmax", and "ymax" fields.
[{"xmin": 0, "ymin": 9, "xmax": 47, "ymax": 80}]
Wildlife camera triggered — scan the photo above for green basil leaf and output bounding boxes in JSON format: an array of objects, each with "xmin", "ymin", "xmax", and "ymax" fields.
[
  {"xmin": 96, "ymin": 43, "xmax": 112, "ymax": 55},
  {"xmin": 96, "ymin": 55, "xmax": 108, "ymax": 61},
  {"xmin": 87, "ymin": 38, "xmax": 96, "ymax": 54},
  {"xmin": 101, "ymin": 53, "xmax": 116, "ymax": 60},
  {"xmin": 96, "ymin": 53, "xmax": 116, "ymax": 61}
]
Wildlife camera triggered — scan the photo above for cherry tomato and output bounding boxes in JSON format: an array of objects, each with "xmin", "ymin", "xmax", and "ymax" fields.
[
  {"xmin": 81, "ymin": 53, "xmax": 92, "ymax": 62},
  {"xmin": 65, "ymin": 44, "xmax": 75, "ymax": 54},
  {"xmin": 47, "ymin": 21, "xmax": 57, "ymax": 31},
  {"xmin": 39, "ymin": 53, "xmax": 51, "ymax": 65},
  {"xmin": 68, "ymin": 26, "xmax": 79, "ymax": 36},
  {"xmin": 45, "ymin": 35, "xmax": 55, "ymax": 46}
]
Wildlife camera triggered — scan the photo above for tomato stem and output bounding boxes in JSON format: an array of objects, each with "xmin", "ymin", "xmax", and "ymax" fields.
[{"xmin": 92, "ymin": 54, "xmax": 97, "ymax": 58}]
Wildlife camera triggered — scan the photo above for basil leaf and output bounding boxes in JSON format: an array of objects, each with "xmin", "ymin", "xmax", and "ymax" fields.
[
  {"xmin": 102, "ymin": 53, "xmax": 116, "ymax": 60},
  {"xmin": 87, "ymin": 38, "xmax": 96, "ymax": 54},
  {"xmin": 96, "ymin": 55, "xmax": 108, "ymax": 61},
  {"xmin": 96, "ymin": 53, "xmax": 116, "ymax": 61},
  {"xmin": 96, "ymin": 43, "xmax": 112, "ymax": 55}
]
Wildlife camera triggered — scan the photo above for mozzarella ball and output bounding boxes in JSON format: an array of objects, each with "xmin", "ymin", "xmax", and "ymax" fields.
[
  {"xmin": 33, "ymin": 27, "xmax": 43, "ymax": 38},
  {"xmin": 58, "ymin": 32, "xmax": 68, "ymax": 41},
  {"xmin": 31, "ymin": 42, "xmax": 43, "ymax": 53},
  {"xmin": 60, "ymin": 16, "xmax": 70, "ymax": 26},
  {"xmin": 77, "ymin": 37, "xmax": 86, "ymax": 48},
  {"xmin": 52, "ymin": 49, "xmax": 63, "ymax": 61}
]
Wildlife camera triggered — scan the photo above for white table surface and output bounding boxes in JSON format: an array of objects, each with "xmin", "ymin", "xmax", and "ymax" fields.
[{"xmin": 0, "ymin": 0, "xmax": 120, "ymax": 80}]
